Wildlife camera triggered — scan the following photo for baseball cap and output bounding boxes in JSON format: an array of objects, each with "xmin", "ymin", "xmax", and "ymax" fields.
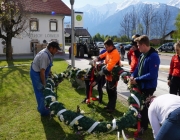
[{"xmin": 48, "ymin": 41, "xmax": 61, "ymax": 50}]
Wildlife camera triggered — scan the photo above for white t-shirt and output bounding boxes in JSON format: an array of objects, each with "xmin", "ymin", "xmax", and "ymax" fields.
[{"xmin": 148, "ymin": 94, "xmax": 180, "ymax": 138}]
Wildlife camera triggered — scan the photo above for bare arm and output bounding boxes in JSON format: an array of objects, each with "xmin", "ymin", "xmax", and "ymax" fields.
[{"xmin": 40, "ymin": 69, "xmax": 46, "ymax": 86}]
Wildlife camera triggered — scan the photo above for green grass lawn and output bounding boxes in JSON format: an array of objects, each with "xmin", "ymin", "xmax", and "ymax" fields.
[{"xmin": 0, "ymin": 59, "xmax": 154, "ymax": 140}]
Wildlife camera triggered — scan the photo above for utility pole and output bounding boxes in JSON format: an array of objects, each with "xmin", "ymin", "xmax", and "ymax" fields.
[{"xmin": 70, "ymin": 0, "xmax": 75, "ymax": 67}]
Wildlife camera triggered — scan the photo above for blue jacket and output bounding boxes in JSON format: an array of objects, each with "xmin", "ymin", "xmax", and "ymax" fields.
[{"xmin": 131, "ymin": 47, "xmax": 160, "ymax": 90}]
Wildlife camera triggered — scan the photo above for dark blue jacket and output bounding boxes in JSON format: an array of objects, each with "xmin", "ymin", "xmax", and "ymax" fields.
[{"xmin": 131, "ymin": 47, "xmax": 160, "ymax": 90}]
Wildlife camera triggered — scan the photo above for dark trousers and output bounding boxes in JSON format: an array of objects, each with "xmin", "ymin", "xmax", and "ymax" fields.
[
  {"xmin": 141, "ymin": 88, "xmax": 156, "ymax": 130},
  {"xmin": 170, "ymin": 76, "xmax": 180, "ymax": 95},
  {"xmin": 106, "ymin": 81, "xmax": 117, "ymax": 110},
  {"xmin": 97, "ymin": 75, "xmax": 106, "ymax": 103},
  {"xmin": 84, "ymin": 80, "xmax": 90, "ymax": 100}
]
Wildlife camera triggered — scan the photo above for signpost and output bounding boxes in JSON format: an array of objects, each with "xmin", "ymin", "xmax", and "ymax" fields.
[{"xmin": 70, "ymin": 0, "xmax": 75, "ymax": 67}]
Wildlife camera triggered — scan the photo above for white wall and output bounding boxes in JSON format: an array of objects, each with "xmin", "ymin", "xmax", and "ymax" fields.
[
  {"xmin": 0, "ymin": 14, "xmax": 65, "ymax": 54},
  {"xmin": 164, "ymin": 34, "xmax": 173, "ymax": 40}
]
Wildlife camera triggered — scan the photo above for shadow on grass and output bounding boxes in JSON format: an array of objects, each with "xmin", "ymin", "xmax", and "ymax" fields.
[
  {"xmin": 41, "ymin": 117, "xmax": 85, "ymax": 140},
  {"xmin": 41, "ymin": 117, "xmax": 66, "ymax": 140}
]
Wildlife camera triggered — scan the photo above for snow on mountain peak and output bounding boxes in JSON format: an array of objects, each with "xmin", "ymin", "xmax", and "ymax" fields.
[
  {"xmin": 116, "ymin": 0, "xmax": 141, "ymax": 11},
  {"xmin": 168, "ymin": 0, "xmax": 180, "ymax": 8}
]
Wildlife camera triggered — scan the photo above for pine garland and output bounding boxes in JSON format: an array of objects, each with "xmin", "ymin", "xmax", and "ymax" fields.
[{"xmin": 42, "ymin": 65, "xmax": 145, "ymax": 135}]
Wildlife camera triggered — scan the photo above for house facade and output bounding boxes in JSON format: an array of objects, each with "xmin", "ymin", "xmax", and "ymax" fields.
[{"xmin": 0, "ymin": 0, "xmax": 71, "ymax": 55}]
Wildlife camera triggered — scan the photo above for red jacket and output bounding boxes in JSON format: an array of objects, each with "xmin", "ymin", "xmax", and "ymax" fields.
[
  {"xmin": 130, "ymin": 51, "xmax": 139, "ymax": 73},
  {"xmin": 127, "ymin": 49, "xmax": 133, "ymax": 65},
  {"xmin": 169, "ymin": 55, "xmax": 180, "ymax": 77}
]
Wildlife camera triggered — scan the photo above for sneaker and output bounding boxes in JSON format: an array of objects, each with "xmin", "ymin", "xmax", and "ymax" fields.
[{"xmin": 81, "ymin": 98, "xmax": 87, "ymax": 103}]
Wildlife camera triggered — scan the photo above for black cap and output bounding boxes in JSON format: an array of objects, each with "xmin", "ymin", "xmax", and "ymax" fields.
[{"xmin": 48, "ymin": 41, "xmax": 61, "ymax": 50}]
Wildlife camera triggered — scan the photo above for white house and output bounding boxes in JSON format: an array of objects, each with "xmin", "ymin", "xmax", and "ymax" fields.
[{"xmin": 0, "ymin": 0, "xmax": 71, "ymax": 55}]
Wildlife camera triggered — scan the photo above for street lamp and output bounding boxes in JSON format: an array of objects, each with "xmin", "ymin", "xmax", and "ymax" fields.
[{"xmin": 70, "ymin": 0, "xmax": 75, "ymax": 67}]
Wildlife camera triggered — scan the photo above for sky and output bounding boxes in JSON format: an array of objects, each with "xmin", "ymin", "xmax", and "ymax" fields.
[{"xmin": 63, "ymin": 0, "xmax": 169, "ymax": 8}]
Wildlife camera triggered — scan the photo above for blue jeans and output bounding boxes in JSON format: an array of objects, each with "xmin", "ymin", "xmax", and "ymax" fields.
[{"xmin": 156, "ymin": 107, "xmax": 180, "ymax": 140}]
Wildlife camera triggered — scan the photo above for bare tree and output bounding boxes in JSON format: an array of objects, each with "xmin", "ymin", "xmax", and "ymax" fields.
[
  {"xmin": 140, "ymin": 4, "xmax": 157, "ymax": 38},
  {"xmin": 129, "ymin": 6, "xmax": 138, "ymax": 36},
  {"xmin": 0, "ymin": 0, "xmax": 29, "ymax": 61},
  {"xmin": 120, "ymin": 12, "xmax": 131, "ymax": 39},
  {"xmin": 137, "ymin": 23, "xmax": 144, "ymax": 35},
  {"xmin": 159, "ymin": 5, "xmax": 171, "ymax": 42}
]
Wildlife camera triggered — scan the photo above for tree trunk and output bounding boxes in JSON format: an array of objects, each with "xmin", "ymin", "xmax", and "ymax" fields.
[{"xmin": 6, "ymin": 37, "xmax": 13, "ymax": 61}]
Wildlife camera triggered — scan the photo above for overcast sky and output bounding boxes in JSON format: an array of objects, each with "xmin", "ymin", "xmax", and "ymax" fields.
[{"xmin": 63, "ymin": 0, "xmax": 169, "ymax": 8}]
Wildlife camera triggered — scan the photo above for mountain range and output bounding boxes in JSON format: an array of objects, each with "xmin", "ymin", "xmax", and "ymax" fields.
[{"xmin": 65, "ymin": 0, "xmax": 180, "ymax": 37}]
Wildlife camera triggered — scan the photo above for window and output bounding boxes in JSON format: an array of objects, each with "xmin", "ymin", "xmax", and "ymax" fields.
[
  {"xmin": 49, "ymin": 20, "xmax": 58, "ymax": 31},
  {"xmin": 30, "ymin": 19, "xmax": 39, "ymax": 31}
]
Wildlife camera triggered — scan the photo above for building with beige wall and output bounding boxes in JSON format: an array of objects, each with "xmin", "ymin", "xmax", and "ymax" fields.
[{"xmin": 0, "ymin": 0, "xmax": 71, "ymax": 55}]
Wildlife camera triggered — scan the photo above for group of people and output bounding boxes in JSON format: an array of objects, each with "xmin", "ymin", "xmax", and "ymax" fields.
[{"xmin": 30, "ymin": 34, "xmax": 180, "ymax": 140}]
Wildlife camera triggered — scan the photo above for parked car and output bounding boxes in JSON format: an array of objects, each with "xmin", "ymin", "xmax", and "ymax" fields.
[
  {"xmin": 96, "ymin": 42, "xmax": 104, "ymax": 48},
  {"xmin": 124, "ymin": 44, "xmax": 132, "ymax": 50},
  {"xmin": 113, "ymin": 42, "xmax": 119, "ymax": 45},
  {"xmin": 157, "ymin": 42, "xmax": 175, "ymax": 52},
  {"xmin": 114, "ymin": 44, "xmax": 121, "ymax": 54}
]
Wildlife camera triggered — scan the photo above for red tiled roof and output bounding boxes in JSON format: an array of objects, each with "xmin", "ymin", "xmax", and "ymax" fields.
[{"xmin": 24, "ymin": 0, "xmax": 71, "ymax": 16}]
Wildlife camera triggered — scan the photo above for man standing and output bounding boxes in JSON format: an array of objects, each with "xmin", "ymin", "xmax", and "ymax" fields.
[
  {"xmin": 120, "ymin": 44, "xmax": 125, "ymax": 61},
  {"xmin": 30, "ymin": 41, "xmax": 61, "ymax": 116},
  {"xmin": 130, "ymin": 35, "xmax": 160, "ymax": 132},
  {"xmin": 93, "ymin": 39, "xmax": 120, "ymax": 113}
]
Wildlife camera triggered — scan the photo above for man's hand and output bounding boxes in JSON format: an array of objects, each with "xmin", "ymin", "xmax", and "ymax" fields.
[
  {"xmin": 40, "ymin": 69, "xmax": 46, "ymax": 86},
  {"xmin": 91, "ymin": 81, "xmax": 97, "ymax": 87},
  {"xmin": 89, "ymin": 58, "xmax": 98, "ymax": 66},
  {"xmin": 167, "ymin": 80, "xmax": 170, "ymax": 87},
  {"xmin": 130, "ymin": 77, "xmax": 137, "ymax": 85}
]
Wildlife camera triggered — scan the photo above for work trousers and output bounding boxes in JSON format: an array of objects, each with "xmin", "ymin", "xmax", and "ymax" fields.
[
  {"xmin": 169, "ymin": 76, "xmax": 180, "ymax": 95},
  {"xmin": 30, "ymin": 67, "xmax": 50, "ymax": 116},
  {"xmin": 97, "ymin": 75, "xmax": 106, "ymax": 103},
  {"xmin": 106, "ymin": 80, "xmax": 117, "ymax": 110}
]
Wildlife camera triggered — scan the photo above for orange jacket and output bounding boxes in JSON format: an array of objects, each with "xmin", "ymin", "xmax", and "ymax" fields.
[{"xmin": 99, "ymin": 48, "xmax": 120, "ymax": 81}]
